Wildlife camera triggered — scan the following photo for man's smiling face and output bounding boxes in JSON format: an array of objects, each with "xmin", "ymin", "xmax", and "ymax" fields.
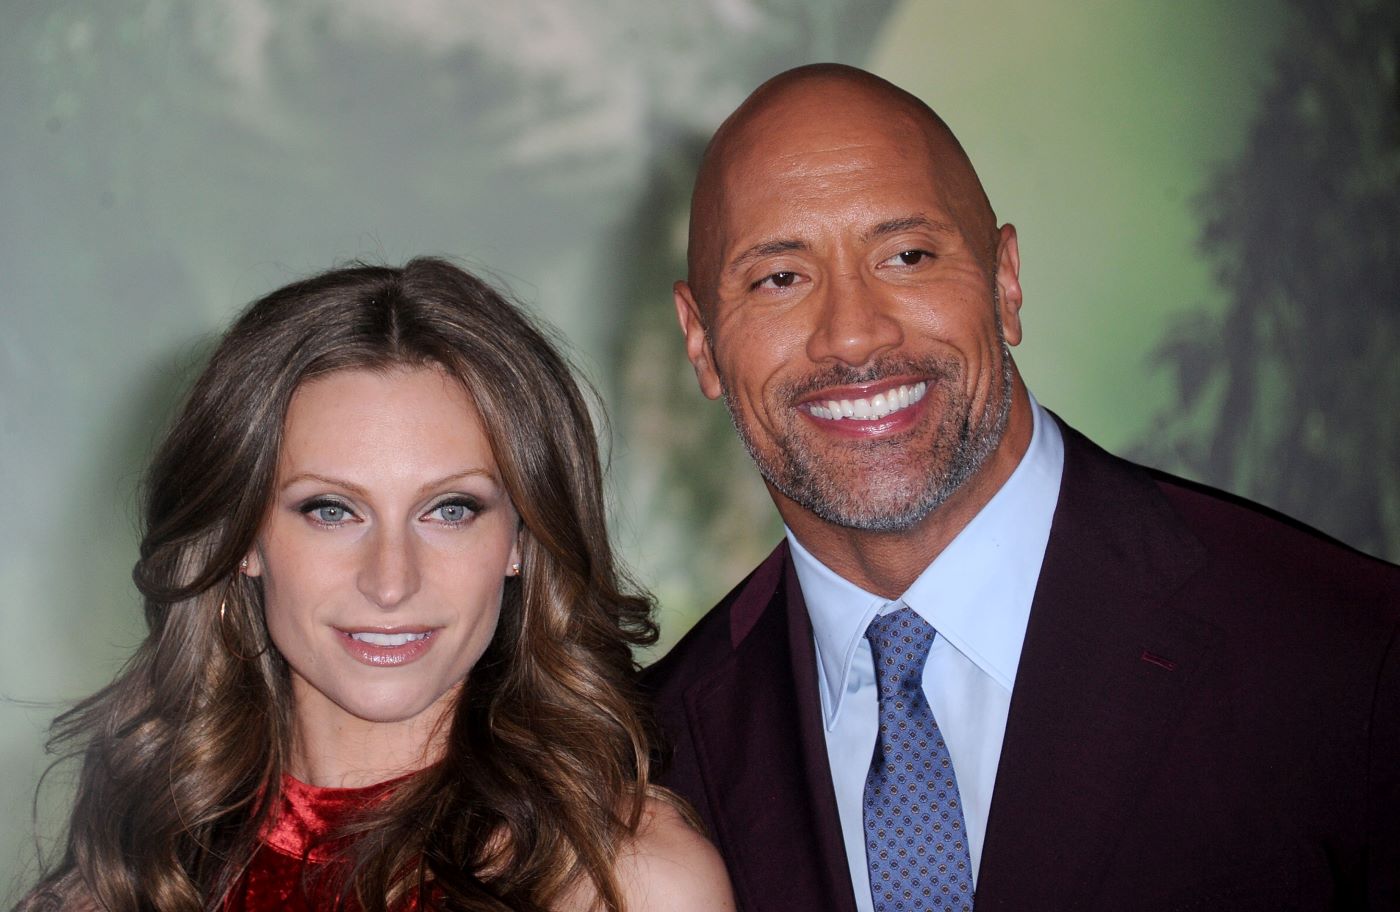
[{"xmin": 676, "ymin": 75, "xmax": 1025, "ymax": 533}]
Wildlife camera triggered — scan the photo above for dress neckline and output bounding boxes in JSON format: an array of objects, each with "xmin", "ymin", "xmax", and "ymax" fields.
[{"xmin": 261, "ymin": 773, "xmax": 414, "ymax": 862}]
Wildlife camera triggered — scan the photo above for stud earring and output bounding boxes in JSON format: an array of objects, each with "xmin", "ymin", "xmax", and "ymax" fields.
[
  {"xmin": 511, "ymin": 562, "xmax": 522, "ymax": 576},
  {"xmin": 239, "ymin": 557, "xmax": 249, "ymax": 573}
]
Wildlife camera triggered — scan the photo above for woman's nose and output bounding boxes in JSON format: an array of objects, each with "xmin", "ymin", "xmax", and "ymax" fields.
[{"xmin": 356, "ymin": 527, "xmax": 422, "ymax": 610}]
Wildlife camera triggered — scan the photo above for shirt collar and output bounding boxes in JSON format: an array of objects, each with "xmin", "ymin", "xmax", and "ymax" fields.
[{"xmin": 789, "ymin": 395, "xmax": 1065, "ymax": 729}]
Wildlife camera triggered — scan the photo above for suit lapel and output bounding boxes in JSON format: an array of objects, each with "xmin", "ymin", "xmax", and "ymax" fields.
[
  {"xmin": 683, "ymin": 545, "xmax": 859, "ymax": 912},
  {"xmin": 976, "ymin": 424, "xmax": 1220, "ymax": 909}
]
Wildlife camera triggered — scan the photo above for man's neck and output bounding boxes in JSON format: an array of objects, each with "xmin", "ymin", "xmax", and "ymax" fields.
[{"xmin": 778, "ymin": 388, "xmax": 1035, "ymax": 599}]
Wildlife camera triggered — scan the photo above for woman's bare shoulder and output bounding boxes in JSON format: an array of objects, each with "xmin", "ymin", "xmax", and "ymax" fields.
[{"xmin": 613, "ymin": 796, "xmax": 736, "ymax": 912}]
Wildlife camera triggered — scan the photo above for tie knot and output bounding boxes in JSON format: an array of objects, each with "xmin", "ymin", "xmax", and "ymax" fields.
[{"xmin": 865, "ymin": 605, "xmax": 936, "ymax": 694}]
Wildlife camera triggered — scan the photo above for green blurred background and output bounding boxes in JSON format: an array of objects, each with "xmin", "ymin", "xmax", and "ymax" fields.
[{"xmin": 4, "ymin": 0, "xmax": 1396, "ymax": 897}]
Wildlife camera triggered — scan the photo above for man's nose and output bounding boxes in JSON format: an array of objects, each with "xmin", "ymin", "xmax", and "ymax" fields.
[
  {"xmin": 805, "ymin": 274, "xmax": 903, "ymax": 368},
  {"xmin": 356, "ymin": 526, "xmax": 422, "ymax": 610}
]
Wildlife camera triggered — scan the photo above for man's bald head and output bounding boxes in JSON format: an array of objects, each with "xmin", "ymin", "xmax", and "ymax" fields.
[
  {"xmin": 672, "ymin": 62, "xmax": 1030, "ymax": 581},
  {"xmin": 686, "ymin": 63, "xmax": 998, "ymax": 309}
]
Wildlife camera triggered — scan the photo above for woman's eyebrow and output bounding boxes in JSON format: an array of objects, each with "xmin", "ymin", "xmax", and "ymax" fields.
[{"xmin": 278, "ymin": 468, "xmax": 497, "ymax": 499}]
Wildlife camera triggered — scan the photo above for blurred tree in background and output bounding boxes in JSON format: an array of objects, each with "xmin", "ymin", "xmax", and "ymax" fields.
[
  {"xmin": 1137, "ymin": 0, "xmax": 1400, "ymax": 561},
  {"xmin": 607, "ymin": 1, "xmax": 897, "ymax": 653}
]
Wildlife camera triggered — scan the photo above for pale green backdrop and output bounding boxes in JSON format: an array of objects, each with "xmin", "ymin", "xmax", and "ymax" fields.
[{"xmin": 4, "ymin": 0, "xmax": 1395, "ymax": 898}]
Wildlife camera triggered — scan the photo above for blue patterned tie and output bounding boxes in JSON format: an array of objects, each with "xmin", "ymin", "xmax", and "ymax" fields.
[{"xmin": 863, "ymin": 606, "xmax": 975, "ymax": 911}]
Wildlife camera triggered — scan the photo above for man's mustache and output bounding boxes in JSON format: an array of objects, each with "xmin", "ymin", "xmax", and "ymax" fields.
[{"xmin": 780, "ymin": 356, "xmax": 958, "ymax": 401}]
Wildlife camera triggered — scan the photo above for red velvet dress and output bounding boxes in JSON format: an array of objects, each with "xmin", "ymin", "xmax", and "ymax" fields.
[{"xmin": 225, "ymin": 774, "xmax": 410, "ymax": 911}]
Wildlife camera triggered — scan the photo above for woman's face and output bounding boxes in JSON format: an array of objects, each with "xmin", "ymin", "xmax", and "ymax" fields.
[{"xmin": 245, "ymin": 366, "xmax": 520, "ymax": 768}]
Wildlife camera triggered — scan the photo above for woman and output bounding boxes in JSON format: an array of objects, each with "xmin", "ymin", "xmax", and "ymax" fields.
[{"xmin": 17, "ymin": 259, "xmax": 734, "ymax": 912}]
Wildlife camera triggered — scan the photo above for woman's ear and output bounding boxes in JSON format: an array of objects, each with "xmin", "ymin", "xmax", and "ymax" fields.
[{"xmin": 241, "ymin": 550, "xmax": 263, "ymax": 577}]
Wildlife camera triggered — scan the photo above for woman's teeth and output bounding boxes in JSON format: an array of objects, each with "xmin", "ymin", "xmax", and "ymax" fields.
[
  {"xmin": 805, "ymin": 381, "xmax": 928, "ymax": 421},
  {"xmin": 349, "ymin": 631, "xmax": 430, "ymax": 647}
]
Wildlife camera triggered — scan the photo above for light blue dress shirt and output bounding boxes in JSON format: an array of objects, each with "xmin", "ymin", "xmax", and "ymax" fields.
[{"xmin": 787, "ymin": 397, "xmax": 1064, "ymax": 909}]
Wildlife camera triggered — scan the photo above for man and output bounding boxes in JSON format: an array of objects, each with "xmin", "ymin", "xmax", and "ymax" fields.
[{"xmin": 644, "ymin": 63, "xmax": 1400, "ymax": 911}]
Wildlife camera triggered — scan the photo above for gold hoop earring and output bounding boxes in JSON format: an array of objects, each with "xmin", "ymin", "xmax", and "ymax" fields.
[{"xmin": 218, "ymin": 590, "xmax": 266, "ymax": 663}]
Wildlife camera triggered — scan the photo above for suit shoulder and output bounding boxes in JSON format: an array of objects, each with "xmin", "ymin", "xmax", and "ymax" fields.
[
  {"xmin": 644, "ymin": 595, "xmax": 735, "ymax": 696},
  {"xmin": 1148, "ymin": 468, "xmax": 1400, "ymax": 610},
  {"xmin": 642, "ymin": 549, "xmax": 775, "ymax": 701},
  {"xmin": 1054, "ymin": 419, "xmax": 1398, "ymax": 603},
  {"xmin": 641, "ymin": 543, "xmax": 789, "ymax": 706}
]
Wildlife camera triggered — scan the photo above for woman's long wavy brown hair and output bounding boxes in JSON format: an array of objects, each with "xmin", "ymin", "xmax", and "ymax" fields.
[{"xmin": 17, "ymin": 258, "xmax": 662, "ymax": 912}]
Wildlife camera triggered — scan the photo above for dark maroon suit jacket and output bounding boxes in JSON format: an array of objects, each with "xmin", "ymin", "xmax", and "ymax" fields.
[{"xmin": 644, "ymin": 422, "xmax": 1400, "ymax": 911}]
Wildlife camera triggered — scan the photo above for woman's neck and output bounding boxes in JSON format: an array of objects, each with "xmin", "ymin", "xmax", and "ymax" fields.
[{"xmin": 288, "ymin": 681, "xmax": 454, "ymax": 787}]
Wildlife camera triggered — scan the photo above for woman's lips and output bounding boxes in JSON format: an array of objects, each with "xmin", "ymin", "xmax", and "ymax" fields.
[{"xmin": 336, "ymin": 628, "xmax": 437, "ymax": 667}]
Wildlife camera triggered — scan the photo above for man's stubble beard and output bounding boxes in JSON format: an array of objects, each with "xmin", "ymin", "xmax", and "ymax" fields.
[{"xmin": 720, "ymin": 320, "xmax": 1015, "ymax": 534}]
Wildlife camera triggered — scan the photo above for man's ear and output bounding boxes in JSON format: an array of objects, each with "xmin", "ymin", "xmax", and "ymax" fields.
[
  {"xmin": 674, "ymin": 280, "xmax": 723, "ymax": 401},
  {"xmin": 994, "ymin": 223, "xmax": 1024, "ymax": 347}
]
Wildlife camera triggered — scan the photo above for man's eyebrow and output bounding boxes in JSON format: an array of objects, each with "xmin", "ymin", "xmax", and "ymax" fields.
[
  {"xmin": 865, "ymin": 215, "xmax": 957, "ymax": 241},
  {"xmin": 723, "ymin": 217, "xmax": 956, "ymax": 276},
  {"xmin": 724, "ymin": 239, "xmax": 808, "ymax": 275}
]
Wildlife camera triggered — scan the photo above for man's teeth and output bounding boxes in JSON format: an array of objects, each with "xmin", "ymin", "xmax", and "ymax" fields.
[
  {"xmin": 350, "ymin": 631, "xmax": 430, "ymax": 647},
  {"xmin": 806, "ymin": 381, "xmax": 928, "ymax": 421}
]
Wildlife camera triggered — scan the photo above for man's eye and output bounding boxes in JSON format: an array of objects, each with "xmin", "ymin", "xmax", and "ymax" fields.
[
  {"xmin": 888, "ymin": 250, "xmax": 930, "ymax": 266},
  {"xmin": 753, "ymin": 271, "xmax": 799, "ymax": 290}
]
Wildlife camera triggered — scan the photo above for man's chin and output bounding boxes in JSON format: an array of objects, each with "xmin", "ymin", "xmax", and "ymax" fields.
[{"xmin": 772, "ymin": 470, "xmax": 947, "ymax": 534}]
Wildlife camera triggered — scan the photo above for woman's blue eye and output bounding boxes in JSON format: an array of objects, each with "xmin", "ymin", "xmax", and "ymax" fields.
[
  {"xmin": 429, "ymin": 500, "xmax": 478, "ymax": 524},
  {"xmin": 306, "ymin": 502, "xmax": 350, "ymax": 523}
]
